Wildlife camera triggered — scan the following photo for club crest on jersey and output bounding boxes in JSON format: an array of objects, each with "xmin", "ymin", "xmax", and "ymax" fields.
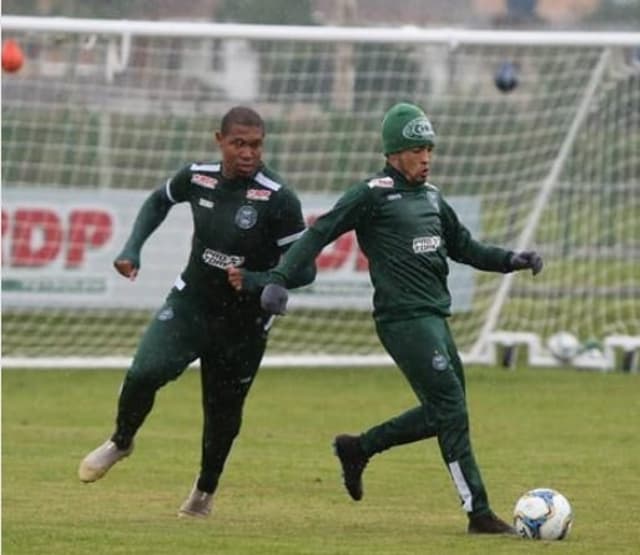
[
  {"xmin": 235, "ymin": 205, "xmax": 258, "ymax": 230},
  {"xmin": 367, "ymin": 176, "xmax": 394, "ymax": 188},
  {"xmin": 191, "ymin": 173, "xmax": 218, "ymax": 189},
  {"xmin": 413, "ymin": 235, "xmax": 441, "ymax": 253},
  {"xmin": 246, "ymin": 188, "xmax": 272, "ymax": 201}
]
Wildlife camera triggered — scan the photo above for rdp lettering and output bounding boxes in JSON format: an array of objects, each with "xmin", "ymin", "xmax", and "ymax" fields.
[{"xmin": 1, "ymin": 208, "xmax": 113, "ymax": 268}]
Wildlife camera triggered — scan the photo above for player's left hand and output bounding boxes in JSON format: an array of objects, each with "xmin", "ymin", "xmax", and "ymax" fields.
[
  {"xmin": 510, "ymin": 250, "xmax": 543, "ymax": 275},
  {"xmin": 227, "ymin": 266, "xmax": 243, "ymax": 291},
  {"xmin": 261, "ymin": 283, "xmax": 288, "ymax": 315}
]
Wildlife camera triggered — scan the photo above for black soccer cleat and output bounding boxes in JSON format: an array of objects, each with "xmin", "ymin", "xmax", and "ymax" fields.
[
  {"xmin": 468, "ymin": 511, "xmax": 518, "ymax": 535},
  {"xmin": 333, "ymin": 434, "xmax": 369, "ymax": 501}
]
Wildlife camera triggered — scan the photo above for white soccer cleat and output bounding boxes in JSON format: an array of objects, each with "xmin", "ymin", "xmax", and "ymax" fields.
[
  {"xmin": 78, "ymin": 439, "xmax": 134, "ymax": 483},
  {"xmin": 177, "ymin": 482, "xmax": 213, "ymax": 518}
]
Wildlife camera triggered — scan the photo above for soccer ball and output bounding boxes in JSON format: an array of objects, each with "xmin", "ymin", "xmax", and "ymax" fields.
[
  {"xmin": 513, "ymin": 488, "xmax": 573, "ymax": 540},
  {"xmin": 547, "ymin": 331, "xmax": 581, "ymax": 363},
  {"xmin": 494, "ymin": 61, "xmax": 518, "ymax": 92}
]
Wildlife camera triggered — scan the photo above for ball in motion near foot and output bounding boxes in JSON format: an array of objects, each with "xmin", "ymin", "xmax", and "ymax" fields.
[{"xmin": 513, "ymin": 488, "xmax": 573, "ymax": 540}]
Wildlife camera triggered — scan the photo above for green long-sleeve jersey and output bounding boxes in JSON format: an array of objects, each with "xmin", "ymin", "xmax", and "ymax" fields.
[
  {"xmin": 118, "ymin": 161, "xmax": 312, "ymax": 310},
  {"xmin": 272, "ymin": 164, "xmax": 514, "ymax": 322}
]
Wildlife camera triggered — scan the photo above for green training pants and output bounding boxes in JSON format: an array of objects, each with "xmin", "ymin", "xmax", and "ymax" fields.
[
  {"xmin": 361, "ymin": 314, "xmax": 491, "ymax": 516},
  {"xmin": 112, "ymin": 287, "xmax": 268, "ymax": 494}
]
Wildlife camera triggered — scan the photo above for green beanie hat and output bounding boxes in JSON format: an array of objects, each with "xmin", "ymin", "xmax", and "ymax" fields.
[{"xmin": 381, "ymin": 102, "xmax": 436, "ymax": 155}]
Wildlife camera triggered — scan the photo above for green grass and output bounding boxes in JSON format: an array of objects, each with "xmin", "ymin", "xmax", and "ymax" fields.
[{"xmin": 3, "ymin": 367, "xmax": 640, "ymax": 554}]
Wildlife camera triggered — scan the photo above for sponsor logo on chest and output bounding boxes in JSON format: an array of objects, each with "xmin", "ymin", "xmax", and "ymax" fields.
[
  {"xmin": 191, "ymin": 173, "xmax": 218, "ymax": 189},
  {"xmin": 198, "ymin": 198, "xmax": 214, "ymax": 209},
  {"xmin": 202, "ymin": 248, "xmax": 245, "ymax": 270},
  {"xmin": 413, "ymin": 235, "xmax": 441, "ymax": 253},
  {"xmin": 246, "ymin": 188, "xmax": 272, "ymax": 201}
]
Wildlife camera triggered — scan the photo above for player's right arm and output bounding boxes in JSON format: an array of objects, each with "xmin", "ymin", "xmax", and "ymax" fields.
[
  {"xmin": 258, "ymin": 182, "xmax": 371, "ymax": 313},
  {"xmin": 232, "ymin": 183, "xmax": 371, "ymax": 292},
  {"xmin": 270, "ymin": 183, "xmax": 371, "ymax": 286},
  {"xmin": 114, "ymin": 166, "xmax": 191, "ymax": 279}
]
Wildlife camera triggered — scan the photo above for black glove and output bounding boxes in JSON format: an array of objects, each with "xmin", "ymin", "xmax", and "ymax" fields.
[
  {"xmin": 509, "ymin": 250, "xmax": 543, "ymax": 275},
  {"xmin": 260, "ymin": 283, "xmax": 289, "ymax": 315}
]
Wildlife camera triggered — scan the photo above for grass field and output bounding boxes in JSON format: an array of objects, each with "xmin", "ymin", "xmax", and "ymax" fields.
[{"xmin": 3, "ymin": 366, "xmax": 639, "ymax": 554}]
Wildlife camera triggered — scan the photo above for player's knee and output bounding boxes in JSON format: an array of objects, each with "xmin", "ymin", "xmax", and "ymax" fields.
[
  {"xmin": 208, "ymin": 377, "xmax": 252, "ymax": 406},
  {"xmin": 124, "ymin": 364, "xmax": 169, "ymax": 393},
  {"xmin": 441, "ymin": 409, "xmax": 469, "ymax": 433}
]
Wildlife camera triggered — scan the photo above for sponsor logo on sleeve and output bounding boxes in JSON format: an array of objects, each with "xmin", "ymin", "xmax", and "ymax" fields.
[
  {"xmin": 201, "ymin": 248, "xmax": 245, "ymax": 270},
  {"xmin": 198, "ymin": 198, "xmax": 214, "ymax": 209},
  {"xmin": 367, "ymin": 177, "xmax": 394, "ymax": 188},
  {"xmin": 157, "ymin": 306, "xmax": 174, "ymax": 321},
  {"xmin": 246, "ymin": 189, "xmax": 272, "ymax": 201},
  {"xmin": 413, "ymin": 235, "xmax": 441, "ymax": 253},
  {"xmin": 191, "ymin": 173, "xmax": 218, "ymax": 189}
]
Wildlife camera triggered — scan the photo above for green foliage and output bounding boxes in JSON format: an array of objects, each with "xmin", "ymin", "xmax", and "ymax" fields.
[{"xmin": 3, "ymin": 367, "xmax": 640, "ymax": 554}]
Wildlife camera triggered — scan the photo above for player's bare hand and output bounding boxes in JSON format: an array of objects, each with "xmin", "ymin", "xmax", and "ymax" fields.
[
  {"xmin": 227, "ymin": 266, "xmax": 243, "ymax": 291},
  {"xmin": 114, "ymin": 259, "xmax": 139, "ymax": 281}
]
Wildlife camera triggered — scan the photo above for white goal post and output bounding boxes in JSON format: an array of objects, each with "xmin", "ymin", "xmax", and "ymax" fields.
[{"xmin": 2, "ymin": 16, "xmax": 639, "ymax": 370}]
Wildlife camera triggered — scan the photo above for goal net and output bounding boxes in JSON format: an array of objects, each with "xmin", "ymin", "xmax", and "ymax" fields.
[{"xmin": 2, "ymin": 18, "xmax": 639, "ymax": 368}]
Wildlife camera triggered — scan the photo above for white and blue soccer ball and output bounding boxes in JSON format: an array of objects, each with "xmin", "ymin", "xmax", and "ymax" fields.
[
  {"xmin": 547, "ymin": 331, "xmax": 581, "ymax": 363},
  {"xmin": 513, "ymin": 488, "xmax": 573, "ymax": 540}
]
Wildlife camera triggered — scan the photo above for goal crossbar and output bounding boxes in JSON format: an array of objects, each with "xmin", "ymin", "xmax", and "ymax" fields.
[{"xmin": 2, "ymin": 16, "xmax": 640, "ymax": 46}]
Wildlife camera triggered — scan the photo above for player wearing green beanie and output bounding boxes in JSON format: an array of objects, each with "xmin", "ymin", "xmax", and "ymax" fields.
[
  {"xmin": 381, "ymin": 102, "xmax": 436, "ymax": 155},
  {"xmin": 239, "ymin": 102, "xmax": 543, "ymax": 535}
]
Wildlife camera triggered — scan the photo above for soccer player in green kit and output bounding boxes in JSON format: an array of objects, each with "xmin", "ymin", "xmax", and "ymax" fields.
[
  {"xmin": 250, "ymin": 102, "xmax": 543, "ymax": 534},
  {"xmin": 78, "ymin": 106, "xmax": 315, "ymax": 518}
]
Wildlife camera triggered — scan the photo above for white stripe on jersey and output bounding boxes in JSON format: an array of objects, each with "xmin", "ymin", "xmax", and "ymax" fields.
[
  {"xmin": 255, "ymin": 172, "xmax": 282, "ymax": 191},
  {"xmin": 277, "ymin": 229, "xmax": 305, "ymax": 247},
  {"xmin": 449, "ymin": 461, "xmax": 473, "ymax": 512},
  {"xmin": 190, "ymin": 163, "xmax": 221, "ymax": 172},
  {"xmin": 165, "ymin": 178, "xmax": 177, "ymax": 204}
]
